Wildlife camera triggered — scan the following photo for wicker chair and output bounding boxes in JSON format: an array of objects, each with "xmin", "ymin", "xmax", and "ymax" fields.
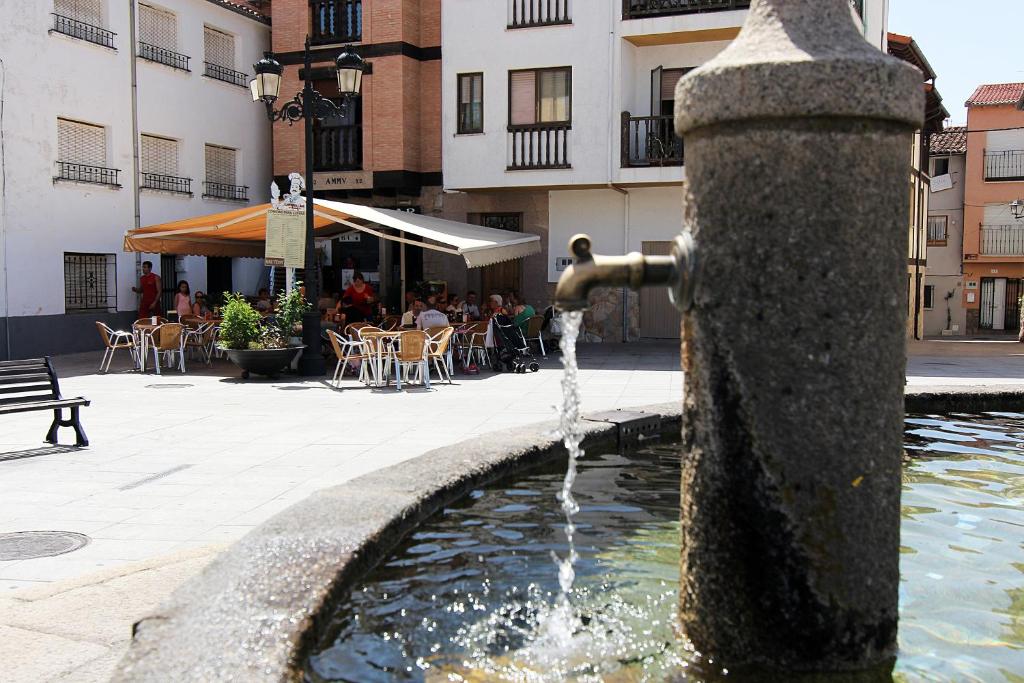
[
  {"xmin": 393, "ymin": 330, "xmax": 429, "ymax": 390},
  {"xmin": 149, "ymin": 323, "xmax": 185, "ymax": 374},
  {"xmin": 327, "ymin": 329, "xmax": 371, "ymax": 387},
  {"xmin": 426, "ymin": 327, "xmax": 455, "ymax": 384},
  {"xmin": 459, "ymin": 321, "xmax": 491, "ymax": 370},
  {"xmin": 525, "ymin": 315, "xmax": 547, "ymax": 357},
  {"xmin": 380, "ymin": 315, "xmax": 403, "ymax": 331},
  {"xmin": 95, "ymin": 321, "xmax": 137, "ymax": 373},
  {"xmin": 183, "ymin": 322, "xmax": 214, "ymax": 365}
]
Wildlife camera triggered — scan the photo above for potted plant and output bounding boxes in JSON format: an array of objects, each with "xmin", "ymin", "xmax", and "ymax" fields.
[
  {"xmin": 274, "ymin": 283, "xmax": 312, "ymax": 370},
  {"xmin": 217, "ymin": 293, "xmax": 305, "ymax": 379}
]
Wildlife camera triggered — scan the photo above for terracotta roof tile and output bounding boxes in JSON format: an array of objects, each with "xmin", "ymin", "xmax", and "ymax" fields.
[
  {"xmin": 929, "ymin": 126, "xmax": 967, "ymax": 155},
  {"xmin": 965, "ymin": 83, "xmax": 1024, "ymax": 107}
]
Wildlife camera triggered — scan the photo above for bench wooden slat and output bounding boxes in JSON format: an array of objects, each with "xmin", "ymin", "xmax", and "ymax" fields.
[
  {"xmin": 0, "ymin": 383, "xmax": 55, "ymax": 395},
  {"xmin": 0, "ymin": 393, "xmax": 57, "ymax": 406},
  {"xmin": 0, "ymin": 365, "xmax": 47, "ymax": 376},
  {"xmin": 0, "ymin": 358, "xmax": 46, "ymax": 368},
  {"xmin": 0, "ymin": 397, "xmax": 89, "ymax": 415},
  {"xmin": 0, "ymin": 373, "xmax": 51, "ymax": 384}
]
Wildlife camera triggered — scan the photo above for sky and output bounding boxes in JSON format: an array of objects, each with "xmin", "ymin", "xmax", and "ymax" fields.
[{"xmin": 888, "ymin": 0, "xmax": 1024, "ymax": 126}]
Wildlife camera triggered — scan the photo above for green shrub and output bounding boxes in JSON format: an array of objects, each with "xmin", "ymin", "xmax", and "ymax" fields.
[
  {"xmin": 217, "ymin": 293, "xmax": 262, "ymax": 350},
  {"xmin": 275, "ymin": 282, "xmax": 312, "ymax": 339}
]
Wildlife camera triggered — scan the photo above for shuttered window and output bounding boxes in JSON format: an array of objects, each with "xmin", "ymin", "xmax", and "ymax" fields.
[
  {"xmin": 141, "ymin": 134, "xmax": 178, "ymax": 176},
  {"xmin": 139, "ymin": 3, "xmax": 177, "ymax": 50},
  {"xmin": 204, "ymin": 26, "xmax": 235, "ymax": 68},
  {"xmin": 58, "ymin": 118, "xmax": 106, "ymax": 166},
  {"xmin": 987, "ymin": 129, "xmax": 1024, "ymax": 154},
  {"xmin": 54, "ymin": 0, "xmax": 102, "ymax": 25},
  {"xmin": 457, "ymin": 73, "xmax": 483, "ymax": 134},
  {"xmin": 509, "ymin": 68, "xmax": 571, "ymax": 126},
  {"xmin": 205, "ymin": 144, "xmax": 237, "ymax": 184},
  {"xmin": 984, "ymin": 203, "xmax": 1016, "ymax": 224}
]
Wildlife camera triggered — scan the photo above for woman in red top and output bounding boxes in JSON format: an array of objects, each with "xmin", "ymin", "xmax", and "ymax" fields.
[
  {"xmin": 342, "ymin": 272, "xmax": 375, "ymax": 321},
  {"xmin": 132, "ymin": 260, "xmax": 162, "ymax": 318}
]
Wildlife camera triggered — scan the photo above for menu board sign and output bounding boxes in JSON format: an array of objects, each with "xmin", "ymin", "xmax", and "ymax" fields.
[{"xmin": 265, "ymin": 210, "xmax": 306, "ymax": 268}]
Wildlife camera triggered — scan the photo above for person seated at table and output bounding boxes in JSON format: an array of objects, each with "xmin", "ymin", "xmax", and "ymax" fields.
[
  {"xmin": 343, "ymin": 272, "xmax": 375, "ymax": 321},
  {"xmin": 402, "ymin": 299, "xmax": 424, "ymax": 328},
  {"xmin": 416, "ymin": 301, "xmax": 450, "ymax": 331},
  {"xmin": 461, "ymin": 291, "xmax": 481, "ymax": 321},
  {"xmin": 173, "ymin": 281, "xmax": 192, "ymax": 319},
  {"xmin": 509, "ymin": 291, "xmax": 535, "ymax": 334},
  {"xmin": 255, "ymin": 288, "xmax": 274, "ymax": 313},
  {"xmin": 192, "ymin": 291, "xmax": 212, "ymax": 318},
  {"xmin": 335, "ymin": 295, "xmax": 366, "ymax": 324},
  {"xmin": 447, "ymin": 294, "xmax": 461, "ymax": 316},
  {"xmin": 486, "ymin": 293, "xmax": 506, "ymax": 318}
]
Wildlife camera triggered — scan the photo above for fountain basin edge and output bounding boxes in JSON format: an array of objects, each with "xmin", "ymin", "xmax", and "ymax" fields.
[
  {"xmin": 111, "ymin": 390, "xmax": 1020, "ymax": 682},
  {"xmin": 111, "ymin": 402, "xmax": 683, "ymax": 682}
]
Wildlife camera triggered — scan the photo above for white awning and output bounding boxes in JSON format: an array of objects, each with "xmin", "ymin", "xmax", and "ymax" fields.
[{"xmin": 313, "ymin": 200, "xmax": 541, "ymax": 268}]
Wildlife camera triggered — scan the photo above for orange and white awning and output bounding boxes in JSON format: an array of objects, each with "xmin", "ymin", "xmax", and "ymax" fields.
[{"xmin": 123, "ymin": 199, "xmax": 541, "ymax": 268}]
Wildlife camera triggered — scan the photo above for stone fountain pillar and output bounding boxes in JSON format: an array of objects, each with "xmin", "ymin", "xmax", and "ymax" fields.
[{"xmin": 673, "ymin": 0, "xmax": 922, "ymax": 674}]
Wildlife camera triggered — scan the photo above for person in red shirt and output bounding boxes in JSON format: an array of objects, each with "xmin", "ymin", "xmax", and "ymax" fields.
[
  {"xmin": 342, "ymin": 272, "xmax": 375, "ymax": 321},
  {"xmin": 132, "ymin": 261, "xmax": 161, "ymax": 318}
]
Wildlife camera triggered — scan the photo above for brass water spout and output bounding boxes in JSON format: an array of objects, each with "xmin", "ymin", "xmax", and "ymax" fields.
[{"xmin": 554, "ymin": 233, "xmax": 697, "ymax": 312}]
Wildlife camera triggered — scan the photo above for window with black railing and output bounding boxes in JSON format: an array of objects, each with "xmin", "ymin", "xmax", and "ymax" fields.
[
  {"xmin": 203, "ymin": 181, "xmax": 248, "ymax": 201},
  {"xmin": 509, "ymin": 0, "xmax": 571, "ymax": 28},
  {"xmin": 204, "ymin": 62, "xmax": 248, "ymax": 87},
  {"xmin": 621, "ymin": 112, "xmax": 684, "ymax": 167},
  {"xmin": 55, "ymin": 161, "xmax": 121, "ymax": 186},
  {"xmin": 51, "ymin": 13, "xmax": 116, "ymax": 48},
  {"xmin": 139, "ymin": 42, "xmax": 191, "ymax": 71},
  {"xmin": 64, "ymin": 252, "xmax": 117, "ymax": 312},
  {"xmin": 141, "ymin": 173, "xmax": 192, "ymax": 194},
  {"xmin": 985, "ymin": 150, "xmax": 1024, "ymax": 182},
  {"xmin": 312, "ymin": 0, "xmax": 362, "ymax": 44}
]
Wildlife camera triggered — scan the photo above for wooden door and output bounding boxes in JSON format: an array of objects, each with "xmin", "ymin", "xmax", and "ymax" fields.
[{"xmin": 639, "ymin": 241, "xmax": 681, "ymax": 339}]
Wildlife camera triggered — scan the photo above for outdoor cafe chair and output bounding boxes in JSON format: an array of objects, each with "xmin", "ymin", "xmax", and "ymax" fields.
[
  {"xmin": 458, "ymin": 321, "xmax": 491, "ymax": 370},
  {"xmin": 380, "ymin": 315, "xmax": 403, "ymax": 331},
  {"xmin": 149, "ymin": 323, "xmax": 186, "ymax": 375},
  {"xmin": 393, "ymin": 330, "xmax": 430, "ymax": 390},
  {"xmin": 525, "ymin": 315, "xmax": 547, "ymax": 357},
  {"xmin": 327, "ymin": 329, "xmax": 372, "ymax": 387},
  {"xmin": 95, "ymin": 321, "xmax": 137, "ymax": 373},
  {"xmin": 426, "ymin": 327, "xmax": 455, "ymax": 385},
  {"xmin": 183, "ymin": 322, "xmax": 214, "ymax": 365},
  {"xmin": 344, "ymin": 322, "xmax": 371, "ymax": 338}
]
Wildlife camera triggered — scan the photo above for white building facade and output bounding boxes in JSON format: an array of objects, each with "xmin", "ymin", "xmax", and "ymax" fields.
[
  {"xmin": 441, "ymin": 0, "xmax": 888, "ymax": 341},
  {"xmin": 0, "ymin": 0, "xmax": 270, "ymax": 359},
  {"xmin": 924, "ymin": 127, "xmax": 967, "ymax": 336}
]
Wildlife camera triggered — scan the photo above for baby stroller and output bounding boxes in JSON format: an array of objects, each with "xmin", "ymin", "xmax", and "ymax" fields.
[{"xmin": 489, "ymin": 314, "xmax": 540, "ymax": 373}]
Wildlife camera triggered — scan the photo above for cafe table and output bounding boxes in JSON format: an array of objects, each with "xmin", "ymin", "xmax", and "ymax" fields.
[{"xmin": 358, "ymin": 330, "xmax": 402, "ymax": 388}]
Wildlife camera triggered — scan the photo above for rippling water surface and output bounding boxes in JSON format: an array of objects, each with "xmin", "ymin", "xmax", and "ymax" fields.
[{"xmin": 305, "ymin": 414, "xmax": 1024, "ymax": 682}]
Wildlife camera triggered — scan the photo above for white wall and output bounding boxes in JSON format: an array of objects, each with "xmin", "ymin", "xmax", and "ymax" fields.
[{"xmin": 0, "ymin": 0, "xmax": 269, "ymax": 329}]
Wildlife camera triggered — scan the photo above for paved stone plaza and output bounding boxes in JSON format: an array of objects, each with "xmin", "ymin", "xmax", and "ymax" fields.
[{"xmin": 1, "ymin": 338, "xmax": 1023, "ymax": 681}]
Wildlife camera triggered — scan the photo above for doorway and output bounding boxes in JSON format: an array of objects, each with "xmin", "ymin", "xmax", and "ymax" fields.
[
  {"xmin": 639, "ymin": 241, "xmax": 681, "ymax": 339},
  {"xmin": 979, "ymin": 277, "xmax": 1022, "ymax": 331},
  {"xmin": 478, "ymin": 213, "xmax": 523, "ymax": 297},
  {"xmin": 207, "ymin": 257, "xmax": 232, "ymax": 299}
]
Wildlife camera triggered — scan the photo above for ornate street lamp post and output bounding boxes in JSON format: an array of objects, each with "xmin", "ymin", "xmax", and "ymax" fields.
[{"xmin": 251, "ymin": 38, "xmax": 365, "ymax": 376}]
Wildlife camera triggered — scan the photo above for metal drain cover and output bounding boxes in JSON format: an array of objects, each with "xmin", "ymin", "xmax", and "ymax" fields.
[
  {"xmin": 0, "ymin": 531, "xmax": 90, "ymax": 561},
  {"xmin": 145, "ymin": 384, "xmax": 194, "ymax": 389}
]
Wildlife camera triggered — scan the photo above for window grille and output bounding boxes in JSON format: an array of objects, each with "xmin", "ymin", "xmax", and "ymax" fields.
[
  {"xmin": 58, "ymin": 118, "xmax": 106, "ymax": 166},
  {"xmin": 927, "ymin": 215, "xmax": 948, "ymax": 243},
  {"xmin": 204, "ymin": 26, "xmax": 234, "ymax": 68},
  {"xmin": 139, "ymin": 3, "xmax": 177, "ymax": 50},
  {"xmin": 141, "ymin": 134, "xmax": 178, "ymax": 176},
  {"xmin": 205, "ymin": 144, "xmax": 237, "ymax": 184},
  {"xmin": 64, "ymin": 253, "xmax": 117, "ymax": 312},
  {"xmin": 54, "ymin": 0, "xmax": 102, "ymax": 26}
]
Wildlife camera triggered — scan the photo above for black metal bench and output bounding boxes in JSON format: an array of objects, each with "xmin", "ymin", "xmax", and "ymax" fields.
[{"xmin": 0, "ymin": 357, "xmax": 90, "ymax": 447}]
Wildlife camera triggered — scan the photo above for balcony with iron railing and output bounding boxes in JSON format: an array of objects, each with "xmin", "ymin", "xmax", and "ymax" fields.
[
  {"xmin": 622, "ymin": 0, "xmax": 861, "ymax": 19},
  {"xmin": 507, "ymin": 123, "xmax": 571, "ymax": 170},
  {"xmin": 54, "ymin": 162, "xmax": 121, "ymax": 187},
  {"xmin": 51, "ymin": 13, "xmax": 116, "ymax": 48},
  {"xmin": 509, "ymin": 0, "xmax": 571, "ymax": 28},
  {"xmin": 311, "ymin": 0, "xmax": 362, "ymax": 44},
  {"xmin": 621, "ymin": 112, "xmax": 684, "ymax": 167},
  {"xmin": 141, "ymin": 173, "xmax": 192, "ymax": 195},
  {"xmin": 985, "ymin": 150, "xmax": 1024, "ymax": 182},
  {"xmin": 203, "ymin": 181, "xmax": 248, "ymax": 202},
  {"xmin": 980, "ymin": 224, "xmax": 1024, "ymax": 256},
  {"xmin": 139, "ymin": 42, "xmax": 191, "ymax": 71},
  {"xmin": 204, "ymin": 62, "xmax": 249, "ymax": 88},
  {"xmin": 313, "ymin": 126, "xmax": 363, "ymax": 171}
]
